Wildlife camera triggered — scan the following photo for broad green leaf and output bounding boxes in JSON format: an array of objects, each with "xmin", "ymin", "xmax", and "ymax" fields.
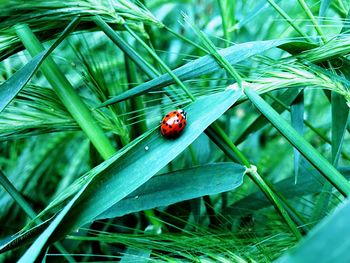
[
  {"xmin": 244, "ymin": 86, "xmax": 350, "ymax": 196},
  {"xmin": 120, "ymin": 248, "xmax": 151, "ymax": 263},
  {"xmin": 2, "ymin": 161, "xmax": 245, "ymax": 252},
  {"xmin": 290, "ymin": 91, "xmax": 304, "ymax": 184},
  {"xmin": 0, "ymin": 17, "xmax": 79, "ymax": 113},
  {"xmin": 276, "ymin": 198, "xmax": 350, "ymax": 263},
  {"xmin": 15, "ymin": 89, "xmax": 242, "ymax": 257},
  {"xmin": 96, "ymin": 162, "xmax": 245, "ymax": 220},
  {"xmin": 98, "ymin": 39, "xmax": 293, "ymax": 107}
]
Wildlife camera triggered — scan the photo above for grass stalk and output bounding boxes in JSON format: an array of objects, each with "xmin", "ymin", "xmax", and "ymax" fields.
[
  {"xmin": 123, "ymin": 23, "xmax": 197, "ymax": 102},
  {"xmin": 297, "ymin": 0, "xmax": 327, "ymax": 43},
  {"xmin": 0, "ymin": 170, "xmax": 75, "ymax": 261},
  {"xmin": 267, "ymin": 0, "xmax": 311, "ymax": 42},
  {"xmin": 15, "ymin": 24, "xmax": 116, "ymax": 160}
]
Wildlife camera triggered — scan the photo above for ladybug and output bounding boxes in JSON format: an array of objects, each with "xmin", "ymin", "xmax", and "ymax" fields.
[{"xmin": 160, "ymin": 109, "xmax": 187, "ymax": 139}]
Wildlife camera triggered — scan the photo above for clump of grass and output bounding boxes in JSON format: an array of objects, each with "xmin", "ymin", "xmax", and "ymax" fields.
[{"xmin": 1, "ymin": 0, "xmax": 350, "ymax": 262}]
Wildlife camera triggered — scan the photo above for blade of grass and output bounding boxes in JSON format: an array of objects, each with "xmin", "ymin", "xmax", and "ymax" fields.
[
  {"xmin": 96, "ymin": 162, "xmax": 245, "ymax": 220},
  {"xmin": 93, "ymin": 16, "xmax": 159, "ymax": 79},
  {"xmin": 18, "ymin": 183, "xmax": 89, "ymax": 263},
  {"xmin": 297, "ymin": 0, "xmax": 327, "ymax": 43},
  {"xmin": 226, "ymin": 163, "xmax": 350, "ymax": 216},
  {"xmin": 0, "ymin": 17, "xmax": 80, "ymax": 113},
  {"xmin": 235, "ymin": 89, "xmax": 301, "ymax": 145},
  {"xmin": 290, "ymin": 91, "xmax": 304, "ymax": 184},
  {"xmin": 182, "ymin": 18, "xmax": 302, "ymax": 239},
  {"xmin": 15, "ymin": 24, "xmax": 116, "ymax": 160},
  {"xmin": 0, "ymin": 170, "xmax": 74, "ymax": 261},
  {"xmin": 331, "ymin": 92, "xmax": 349, "ymax": 165},
  {"xmin": 267, "ymin": 0, "xmax": 311, "ymax": 42},
  {"xmin": 276, "ymin": 198, "xmax": 350, "ymax": 263},
  {"xmin": 311, "ymin": 92, "xmax": 349, "ymax": 222},
  {"xmin": 319, "ymin": 0, "xmax": 332, "ymax": 20},
  {"xmin": 97, "ymin": 38, "xmax": 292, "ymax": 106},
  {"xmin": 15, "ymin": 89, "xmax": 242, "ymax": 258},
  {"xmin": 244, "ymin": 86, "xmax": 350, "ymax": 196}
]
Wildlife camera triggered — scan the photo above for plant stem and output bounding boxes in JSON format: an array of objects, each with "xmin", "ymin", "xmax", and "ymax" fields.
[
  {"xmin": 15, "ymin": 24, "xmax": 116, "ymax": 160},
  {"xmin": 123, "ymin": 24, "xmax": 197, "ymax": 102},
  {"xmin": 206, "ymin": 123, "xmax": 303, "ymax": 240},
  {"xmin": 297, "ymin": 0, "xmax": 327, "ymax": 43},
  {"xmin": 267, "ymin": 0, "xmax": 312, "ymax": 42}
]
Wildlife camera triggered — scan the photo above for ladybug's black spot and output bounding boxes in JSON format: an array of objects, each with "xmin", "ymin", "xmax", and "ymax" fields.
[
  {"xmin": 169, "ymin": 125, "xmax": 172, "ymax": 128},
  {"xmin": 177, "ymin": 114, "xmax": 179, "ymax": 117},
  {"xmin": 173, "ymin": 111, "xmax": 176, "ymax": 114},
  {"xmin": 165, "ymin": 123, "xmax": 168, "ymax": 126},
  {"xmin": 162, "ymin": 128, "xmax": 166, "ymax": 133},
  {"xmin": 179, "ymin": 123, "xmax": 183, "ymax": 128},
  {"xmin": 162, "ymin": 121, "xmax": 165, "ymax": 124},
  {"xmin": 166, "ymin": 114, "xmax": 169, "ymax": 117}
]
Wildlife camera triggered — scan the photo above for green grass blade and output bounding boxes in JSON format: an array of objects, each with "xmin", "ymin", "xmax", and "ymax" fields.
[
  {"xmin": 54, "ymin": 89, "xmax": 242, "ymax": 234},
  {"xmin": 96, "ymin": 162, "xmax": 245, "ymax": 220},
  {"xmin": 16, "ymin": 89, "xmax": 242, "ymax": 255},
  {"xmin": 0, "ymin": 217, "xmax": 52, "ymax": 253},
  {"xmin": 0, "ymin": 17, "xmax": 79, "ymax": 113},
  {"xmin": 98, "ymin": 39, "xmax": 292, "ymax": 106},
  {"xmin": 15, "ymin": 23, "xmax": 116, "ymax": 160},
  {"xmin": 331, "ymin": 92, "xmax": 349, "ymax": 165},
  {"xmin": 290, "ymin": 91, "xmax": 304, "ymax": 184},
  {"xmin": 93, "ymin": 16, "xmax": 159, "ymax": 79},
  {"xmin": 226, "ymin": 162, "xmax": 350, "ymax": 216},
  {"xmin": 235, "ymin": 89, "xmax": 301, "ymax": 145},
  {"xmin": 319, "ymin": 0, "xmax": 332, "ymax": 19},
  {"xmin": 276, "ymin": 198, "xmax": 350, "ymax": 263},
  {"xmin": 0, "ymin": 170, "xmax": 36, "ymax": 219},
  {"xmin": 244, "ymin": 86, "xmax": 350, "ymax": 196},
  {"xmin": 4, "ymin": 162, "xmax": 244, "ymax": 252},
  {"xmin": 311, "ymin": 92, "xmax": 350, "ymax": 221},
  {"xmin": 18, "ymin": 184, "xmax": 88, "ymax": 263}
]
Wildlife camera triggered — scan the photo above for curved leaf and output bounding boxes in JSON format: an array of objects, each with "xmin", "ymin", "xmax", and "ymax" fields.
[
  {"xmin": 97, "ymin": 162, "xmax": 245, "ymax": 220},
  {"xmin": 98, "ymin": 39, "xmax": 293, "ymax": 107},
  {"xmin": 276, "ymin": 198, "xmax": 350, "ymax": 263},
  {"xmin": 17, "ymin": 89, "xmax": 242, "ymax": 260}
]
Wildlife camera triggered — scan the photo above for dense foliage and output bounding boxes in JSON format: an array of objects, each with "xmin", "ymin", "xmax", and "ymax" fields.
[{"xmin": 1, "ymin": 0, "xmax": 350, "ymax": 262}]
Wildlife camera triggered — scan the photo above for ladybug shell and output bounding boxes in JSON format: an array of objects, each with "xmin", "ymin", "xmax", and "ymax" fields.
[{"xmin": 161, "ymin": 109, "xmax": 187, "ymax": 139}]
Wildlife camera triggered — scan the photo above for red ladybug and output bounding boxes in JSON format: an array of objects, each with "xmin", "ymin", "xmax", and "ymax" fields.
[{"xmin": 161, "ymin": 109, "xmax": 187, "ymax": 138}]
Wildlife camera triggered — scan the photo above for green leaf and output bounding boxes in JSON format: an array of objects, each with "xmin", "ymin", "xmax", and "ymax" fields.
[
  {"xmin": 244, "ymin": 86, "xmax": 350, "ymax": 196},
  {"xmin": 18, "ymin": 184, "xmax": 88, "ymax": 263},
  {"xmin": 0, "ymin": 17, "xmax": 79, "ymax": 113},
  {"xmin": 276, "ymin": 198, "xmax": 350, "ymax": 263},
  {"xmin": 235, "ymin": 89, "xmax": 301, "ymax": 145},
  {"xmin": 319, "ymin": 0, "xmax": 332, "ymax": 20},
  {"xmin": 226, "ymin": 162, "xmax": 350, "ymax": 216},
  {"xmin": 2, "ymin": 161, "xmax": 245, "ymax": 253},
  {"xmin": 16, "ymin": 89, "xmax": 242, "ymax": 257},
  {"xmin": 96, "ymin": 162, "xmax": 245, "ymax": 220},
  {"xmin": 98, "ymin": 39, "xmax": 293, "ymax": 107},
  {"xmin": 290, "ymin": 91, "xmax": 304, "ymax": 184},
  {"xmin": 331, "ymin": 92, "xmax": 349, "ymax": 165}
]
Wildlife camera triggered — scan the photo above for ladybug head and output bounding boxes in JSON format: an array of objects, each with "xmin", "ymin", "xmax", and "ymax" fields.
[{"xmin": 178, "ymin": 109, "xmax": 187, "ymax": 119}]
